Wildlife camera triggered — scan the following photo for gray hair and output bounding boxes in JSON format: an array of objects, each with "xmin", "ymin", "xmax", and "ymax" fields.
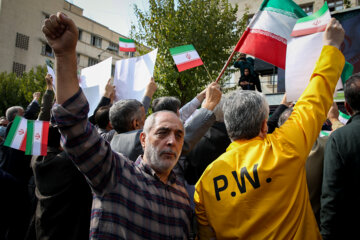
[
  {"xmin": 212, "ymin": 96, "xmax": 226, "ymax": 122},
  {"xmin": 224, "ymin": 90, "xmax": 269, "ymax": 141},
  {"xmin": 143, "ymin": 110, "xmax": 183, "ymax": 134},
  {"xmin": 6, "ymin": 106, "xmax": 24, "ymax": 122},
  {"xmin": 278, "ymin": 107, "xmax": 293, "ymax": 127},
  {"xmin": 109, "ymin": 99, "xmax": 143, "ymax": 133}
]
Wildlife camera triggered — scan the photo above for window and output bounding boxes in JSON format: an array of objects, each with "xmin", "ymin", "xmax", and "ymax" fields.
[
  {"xmin": 77, "ymin": 53, "xmax": 81, "ymax": 65},
  {"xmin": 13, "ymin": 62, "xmax": 26, "ymax": 76},
  {"xmin": 88, "ymin": 57, "xmax": 99, "ymax": 66},
  {"xmin": 108, "ymin": 42, "xmax": 119, "ymax": 53},
  {"xmin": 15, "ymin": 33, "xmax": 29, "ymax": 50},
  {"xmin": 91, "ymin": 35, "xmax": 102, "ymax": 48},
  {"xmin": 125, "ymin": 52, "xmax": 135, "ymax": 57},
  {"xmin": 328, "ymin": 0, "xmax": 344, "ymax": 11},
  {"xmin": 300, "ymin": 3, "xmax": 313, "ymax": 15},
  {"xmin": 41, "ymin": 42, "xmax": 54, "ymax": 58},
  {"xmin": 78, "ymin": 28, "xmax": 83, "ymax": 41},
  {"xmin": 111, "ymin": 65, "xmax": 115, "ymax": 76},
  {"xmin": 247, "ymin": 14, "xmax": 254, "ymax": 25}
]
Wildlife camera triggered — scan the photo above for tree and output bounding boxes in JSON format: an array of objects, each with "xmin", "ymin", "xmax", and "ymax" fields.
[
  {"xmin": 131, "ymin": 0, "xmax": 248, "ymax": 105},
  {"xmin": 0, "ymin": 65, "xmax": 47, "ymax": 116}
]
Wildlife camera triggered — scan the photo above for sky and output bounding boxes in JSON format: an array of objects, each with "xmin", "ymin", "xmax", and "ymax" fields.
[{"xmin": 69, "ymin": 0, "xmax": 149, "ymax": 37}]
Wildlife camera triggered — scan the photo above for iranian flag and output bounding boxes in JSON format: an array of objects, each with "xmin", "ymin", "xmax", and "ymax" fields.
[
  {"xmin": 4, "ymin": 116, "xmax": 27, "ymax": 151},
  {"xmin": 119, "ymin": 38, "xmax": 136, "ymax": 52},
  {"xmin": 291, "ymin": 3, "xmax": 330, "ymax": 37},
  {"xmin": 170, "ymin": 44, "xmax": 203, "ymax": 72},
  {"xmin": 25, "ymin": 120, "xmax": 49, "ymax": 156},
  {"xmin": 234, "ymin": 0, "xmax": 307, "ymax": 69},
  {"xmin": 339, "ymin": 111, "xmax": 350, "ymax": 125}
]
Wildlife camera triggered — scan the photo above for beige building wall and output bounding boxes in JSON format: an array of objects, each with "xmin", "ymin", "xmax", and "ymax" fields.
[
  {"xmin": 0, "ymin": 0, "xmax": 139, "ymax": 76},
  {"xmin": 228, "ymin": 0, "xmax": 359, "ymax": 94}
]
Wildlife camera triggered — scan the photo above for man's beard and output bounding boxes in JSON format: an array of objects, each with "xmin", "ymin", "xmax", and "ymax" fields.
[{"xmin": 144, "ymin": 143, "xmax": 178, "ymax": 174}]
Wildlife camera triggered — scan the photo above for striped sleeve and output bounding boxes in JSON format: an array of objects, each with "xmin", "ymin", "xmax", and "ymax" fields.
[{"xmin": 51, "ymin": 88, "xmax": 123, "ymax": 195}]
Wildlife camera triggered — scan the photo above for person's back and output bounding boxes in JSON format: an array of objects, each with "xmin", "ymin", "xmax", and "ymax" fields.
[
  {"xmin": 321, "ymin": 73, "xmax": 360, "ymax": 240},
  {"xmin": 194, "ymin": 19, "xmax": 345, "ymax": 239},
  {"xmin": 32, "ymin": 148, "xmax": 92, "ymax": 240}
]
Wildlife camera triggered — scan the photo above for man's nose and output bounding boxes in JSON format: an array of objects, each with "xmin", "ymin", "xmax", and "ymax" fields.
[{"xmin": 166, "ymin": 133, "xmax": 176, "ymax": 146}]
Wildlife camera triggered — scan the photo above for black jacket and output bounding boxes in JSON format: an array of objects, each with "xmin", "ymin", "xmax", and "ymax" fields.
[{"xmin": 321, "ymin": 113, "xmax": 360, "ymax": 240}]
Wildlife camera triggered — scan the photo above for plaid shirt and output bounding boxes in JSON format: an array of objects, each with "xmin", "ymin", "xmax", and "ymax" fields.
[{"xmin": 51, "ymin": 89, "xmax": 192, "ymax": 239}]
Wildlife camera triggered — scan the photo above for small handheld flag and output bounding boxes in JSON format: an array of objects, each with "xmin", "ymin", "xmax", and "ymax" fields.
[
  {"xmin": 119, "ymin": 38, "xmax": 136, "ymax": 52},
  {"xmin": 25, "ymin": 120, "xmax": 49, "ymax": 156},
  {"xmin": 170, "ymin": 44, "xmax": 204, "ymax": 72},
  {"xmin": 4, "ymin": 116, "xmax": 28, "ymax": 151}
]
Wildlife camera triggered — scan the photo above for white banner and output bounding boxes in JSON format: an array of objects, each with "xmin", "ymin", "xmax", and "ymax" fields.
[
  {"xmin": 114, "ymin": 49, "xmax": 158, "ymax": 102},
  {"xmin": 80, "ymin": 57, "xmax": 112, "ymax": 116}
]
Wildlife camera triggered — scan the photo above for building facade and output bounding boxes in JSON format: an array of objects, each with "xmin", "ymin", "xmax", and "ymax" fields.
[{"xmin": 0, "ymin": 0, "xmax": 137, "ymax": 76}]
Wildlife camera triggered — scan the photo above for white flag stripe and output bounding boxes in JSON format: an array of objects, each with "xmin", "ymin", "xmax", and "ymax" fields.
[
  {"xmin": 250, "ymin": 10, "xmax": 298, "ymax": 41},
  {"xmin": 293, "ymin": 14, "xmax": 330, "ymax": 31},
  {"xmin": 172, "ymin": 50, "xmax": 200, "ymax": 65},
  {"xmin": 11, "ymin": 118, "xmax": 27, "ymax": 149},
  {"xmin": 32, "ymin": 121, "xmax": 44, "ymax": 156},
  {"xmin": 119, "ymin": 42, "xmax": 136, "ymax": 49}
]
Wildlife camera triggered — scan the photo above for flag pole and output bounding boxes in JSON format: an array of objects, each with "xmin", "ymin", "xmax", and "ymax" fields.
[
  {"xmin": 203, "ymin": 64, "xmax": 212, "ymax": 81},
  {"xmin": 215, "ymin": 49, "xmax": 237, "ymax": 83}
]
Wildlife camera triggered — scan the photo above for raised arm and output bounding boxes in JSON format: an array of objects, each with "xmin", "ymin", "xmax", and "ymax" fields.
[
  {"xmin": 272, "ymin": 18, "xmax": 345, "ymax": 159},
  {"xmin": 38, "ymin": 74, "xmax": 55, "ymax": 121},
  {"xmin": 43, "ymin": 12, "xmax": 121, "ymax": 195}
]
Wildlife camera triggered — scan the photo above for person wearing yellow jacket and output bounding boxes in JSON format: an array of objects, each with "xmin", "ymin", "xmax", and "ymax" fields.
[{"xmin": 194, "ymin": 18, "xmax": 345, "ymax": 240}]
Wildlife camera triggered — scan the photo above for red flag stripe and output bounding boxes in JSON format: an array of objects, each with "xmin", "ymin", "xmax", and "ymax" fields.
[
  {"xmin": 290, "ymin": 25, "xmax": 327, "ymax": 37},
  {"xmin": 235, "ymin": 28, "xmax": 287, "ymax": 69},
  {"xmin": 41, "ymin": 121, "xmax": 49, "ymax": 156},
  {"xmin": 20, "ymin": 132, "xmax": 27, "ymax": 152},
  {"xmin": 176, "ymin": 59, "xmax": 204, "ymax": 72},
  {"xmin": 119, "ymin": 47, "xmax": 136, "ymax": 52}
]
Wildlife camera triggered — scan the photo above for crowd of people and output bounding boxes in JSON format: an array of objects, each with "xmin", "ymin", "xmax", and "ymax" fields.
[{"xmin": 0, "ymin": 12, "xmax": 359, "ymax": 240}]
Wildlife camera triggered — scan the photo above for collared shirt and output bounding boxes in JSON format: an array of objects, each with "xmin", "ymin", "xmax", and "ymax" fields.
[{"xmin": 51, "ymin": 89, "xmax": 192, "ymax": 240}]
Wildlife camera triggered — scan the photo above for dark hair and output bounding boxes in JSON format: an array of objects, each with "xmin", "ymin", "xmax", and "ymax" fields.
[
  {"xmin": 47, "ymin": 126, "xmax": 61, "ymax": 148},
  {"xmin": 95, "ymin": 106, "xmax": 110, "ymax": 129},
  {"xmin": 152, "ymin": 97, "xmax": 181, "ymax": 114},
  {"xmin": 344, "ymin": 73, "xmax": 360, "ymax": 114},
  {"xmin": 109, "ymin": 99, "xmax": 143, "ymax": 133}
]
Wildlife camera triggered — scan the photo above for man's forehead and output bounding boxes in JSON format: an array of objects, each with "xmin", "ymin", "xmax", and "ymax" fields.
[{"xmin": 153, "ymin": 112, "xmax": 183, "ymax": 131}]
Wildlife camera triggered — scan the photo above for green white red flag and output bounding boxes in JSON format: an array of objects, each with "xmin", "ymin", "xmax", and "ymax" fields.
[
  {"xmin": 119, "ymin": 38, "xmax": 136, "ymax": 52},
  {"xmin": 4, "ymin": 116, "xmax": 28, "ymax": 151},
  {"xmin": 291, "ymin": 3, "xmax": 330, "ymax": 37},
  {"xmin": 170, "ymin": 44, "xmax": 203, "ymax": 72},
  {"xmin": 339, "ymin": 110, "xmax": 350, "ymax": 125},
  {"xmin": 25, "ymin": 120, "xmax": 49, "ymax": 156},
  {"xmin": 234, "ymin": 0, "xmax": 307, "ymax": 69}
]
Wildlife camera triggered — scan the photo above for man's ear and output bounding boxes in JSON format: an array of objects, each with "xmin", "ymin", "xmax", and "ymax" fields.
[
  {"xmin": 345, "ymin": 102, "xmax": 354, "ymax": 116},
  {"xmin": 259, "ymin": 119, "xmax": 268, "ymax": 138},
  {"xmin": 132, "ymin": 118, "xmax": 141, "ymax": 130},
  {"xmin": 140, "ymin": 132, "xmax": 146, "ymax": 149}
]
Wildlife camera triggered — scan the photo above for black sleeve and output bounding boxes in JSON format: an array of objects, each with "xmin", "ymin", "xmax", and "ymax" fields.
[
  {"xmin": 24, "ymin": 101, "xmax": 40, "ymax": 120},
  {"xmin": 267, "ymin": 104, "xmax": 288, "ymax": 133}
]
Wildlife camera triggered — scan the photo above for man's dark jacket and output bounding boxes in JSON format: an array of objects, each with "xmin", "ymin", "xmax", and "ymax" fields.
[{"xmin": 321, "ymin": 112, "xmax": 360, "ymax": 240}]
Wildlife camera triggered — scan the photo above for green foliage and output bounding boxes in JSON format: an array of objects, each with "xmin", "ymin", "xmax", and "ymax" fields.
[
  {"xmin": 0, "ymin": 65, "xmax": 47, "ymax": 116},
  {"xmin": 344, "ymin": 0, "xmax": 352, "ymax": 9},
  {"xmin": 131, "ymin": 0, "xmax": 248, "ymax": 105}
]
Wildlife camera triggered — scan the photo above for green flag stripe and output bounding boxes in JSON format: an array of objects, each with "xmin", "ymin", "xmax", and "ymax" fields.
[
  {"xmin": 25, "ymin": 120, "xmax": 34, "ymax": 155},
  {"xmin": 341, "ymin": 61, "xmax": 354, "ymax": 85},
  {"xmin": 296, "ymin": 2, "xmax": 328, "ymax": 23},
  {"xmin": 169, "ymin": 45, "xmax": 195, "ymax": 56},
  {"xmin": 260, "ymin": 0, "xmax": 307, "ymax": 19},
  {"xmin": 119, "ymin": 38, "xmax": 134, "ymax": 43},
  {"xmin": 339, "ymin": 111, "xmax": 350, "ymax": 120},
  {"xmin": 4, "ymin": 116, "xmax": 21, "ymax": 147},
  {"xmin": 320, "ymin": 131, "xmax": 330, "ymax": 136}
]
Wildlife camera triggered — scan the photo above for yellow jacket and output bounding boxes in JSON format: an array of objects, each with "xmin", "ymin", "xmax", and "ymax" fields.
[{"xmin": 194, "ymin": 46, "xmax": 345, "ymax": 240}]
